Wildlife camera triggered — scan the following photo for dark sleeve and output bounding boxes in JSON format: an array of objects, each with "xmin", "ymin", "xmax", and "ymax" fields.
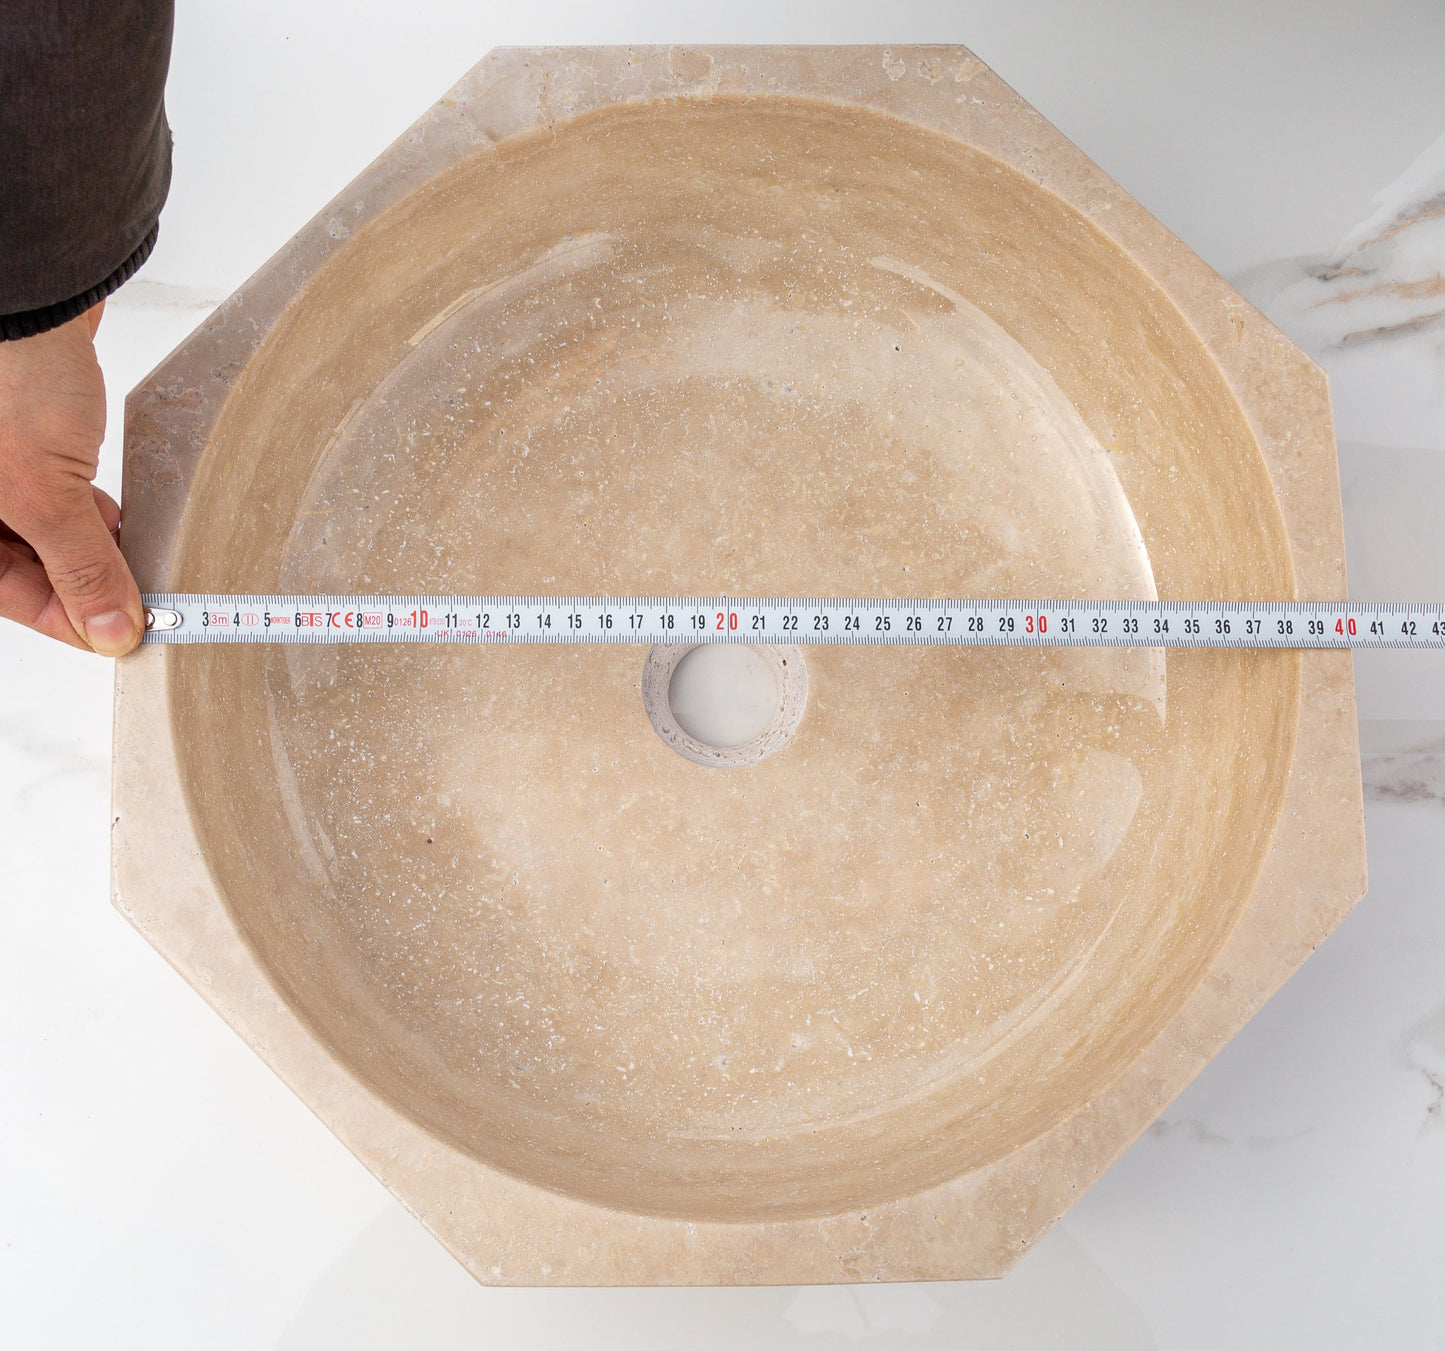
[{"xmin": 0, "ymin": 1, "xmax": 175, "ymax": 341}]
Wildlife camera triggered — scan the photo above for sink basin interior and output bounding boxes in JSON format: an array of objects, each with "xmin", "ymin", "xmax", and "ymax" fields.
[{"xmin": 167, "ymin": 97, "xmax": 1297, "ymax": 1222}]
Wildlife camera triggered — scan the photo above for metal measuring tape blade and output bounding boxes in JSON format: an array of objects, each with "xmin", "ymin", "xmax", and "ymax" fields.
[{"xmin": 141, "ymin": 594, "xmax": 1445, "ymax": 649}]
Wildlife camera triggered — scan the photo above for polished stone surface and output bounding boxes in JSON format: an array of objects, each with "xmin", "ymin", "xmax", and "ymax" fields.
[{"xmin": 110, "ymin": 42, "xmax": 1363, "ymax": 1283}]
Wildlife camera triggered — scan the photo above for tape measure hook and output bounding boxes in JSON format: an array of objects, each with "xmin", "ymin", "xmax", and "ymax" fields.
[{"xmin": 144, "ymin": 607, "xmax": 183, "ymax": 632}]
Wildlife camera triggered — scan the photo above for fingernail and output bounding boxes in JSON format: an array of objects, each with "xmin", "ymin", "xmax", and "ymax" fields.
[{"xmin": 85, "ymin": 610, "xmax": 137, "ymax": 656}]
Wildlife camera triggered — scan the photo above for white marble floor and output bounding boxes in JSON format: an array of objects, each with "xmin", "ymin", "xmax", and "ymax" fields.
[{"xmin": 2, "ymin": 4, "xmax": 1443, "ymax": 1348}]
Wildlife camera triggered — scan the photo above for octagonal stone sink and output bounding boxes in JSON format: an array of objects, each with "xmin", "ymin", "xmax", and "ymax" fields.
[{"xmin": 113, "ymin": 46, "xmax": 1366, "ymax": 1282}]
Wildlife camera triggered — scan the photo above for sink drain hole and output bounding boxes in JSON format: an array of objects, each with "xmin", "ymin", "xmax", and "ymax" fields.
[{"xmin": 642, "ymin": 643, "xmax": 807, "ymax": 767}]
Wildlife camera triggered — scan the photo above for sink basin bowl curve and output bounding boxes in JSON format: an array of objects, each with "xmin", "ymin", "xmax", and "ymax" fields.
[{"xmin": 114, "ymin": 45, "xmax": 1366, "ymax": 1282}]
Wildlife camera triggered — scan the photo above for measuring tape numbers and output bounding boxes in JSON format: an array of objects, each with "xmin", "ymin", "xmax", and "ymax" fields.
[{"xmin": 140, "ymin": 595, "xmax": 1445, "ymax": 649}]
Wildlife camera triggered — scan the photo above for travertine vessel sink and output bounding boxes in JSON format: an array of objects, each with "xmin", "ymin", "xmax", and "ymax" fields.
[{"xmin": 114, "ymin": 46, "xmax": 1366, "ymax": 1282}]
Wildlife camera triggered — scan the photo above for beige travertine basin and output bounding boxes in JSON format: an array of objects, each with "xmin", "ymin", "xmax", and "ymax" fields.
[{"xmin": 114, "ymin": 46, "xmax": 1367, "ymax": 1282}]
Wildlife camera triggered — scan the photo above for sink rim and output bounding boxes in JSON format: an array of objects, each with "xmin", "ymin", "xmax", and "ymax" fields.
[{"xmin": 113, "ymin": 43, "xmax": 1365, "ymax": 1284}]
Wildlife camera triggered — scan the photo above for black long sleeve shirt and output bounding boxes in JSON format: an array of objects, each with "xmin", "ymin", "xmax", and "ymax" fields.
[{"xmin": 0, "ymin": 1, "xmax": 174, "ymax": 340}]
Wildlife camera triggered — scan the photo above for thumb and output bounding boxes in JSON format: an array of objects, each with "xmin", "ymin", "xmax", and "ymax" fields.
[{"xmin": 27, "ymin": 472, "xmax": 144, "ymax": 656}]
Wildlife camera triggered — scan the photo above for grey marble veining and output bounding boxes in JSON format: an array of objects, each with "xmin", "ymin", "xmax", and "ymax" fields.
[
  {"xmin": 1240, "ymin": 129, "xmax": 1445, "ymax": 351},
  {"xmin": 1359, "ymin": 719, "xmax": 1445, "ymax": 805},
  {"xmin": 1237, "ymin": 129, "xmax": 1445, "ymax": 452},
  {"xmin": 1237, "ymin": 130, "xmax": 1445, "ymax": 741}
]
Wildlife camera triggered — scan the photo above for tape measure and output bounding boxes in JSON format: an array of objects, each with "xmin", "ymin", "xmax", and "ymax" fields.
[{"xmin": 140, "ymin": 594, "xmax": 1445, "ymax": 649}]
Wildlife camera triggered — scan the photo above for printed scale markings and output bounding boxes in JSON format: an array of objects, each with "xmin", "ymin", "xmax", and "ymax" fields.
[{"xmin": 141, "ymin": 595, "xmax": 1445, "ymax": 649}]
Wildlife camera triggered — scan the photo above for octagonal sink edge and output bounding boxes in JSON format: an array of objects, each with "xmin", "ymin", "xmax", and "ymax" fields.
[{"xmin": 112, "ymin": 45, "xmax": 1367, "ymax": 1283}]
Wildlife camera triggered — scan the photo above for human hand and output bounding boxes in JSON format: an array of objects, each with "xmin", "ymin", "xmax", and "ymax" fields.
[{"xmin": 0, "ymin": 303, "xmax": 143, "ymax": 656}]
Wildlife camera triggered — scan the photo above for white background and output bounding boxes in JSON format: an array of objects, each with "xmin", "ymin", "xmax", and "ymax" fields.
[{"xmin": 3, "ymin": 3, "xmax": 1444, "ymax": 1347}]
